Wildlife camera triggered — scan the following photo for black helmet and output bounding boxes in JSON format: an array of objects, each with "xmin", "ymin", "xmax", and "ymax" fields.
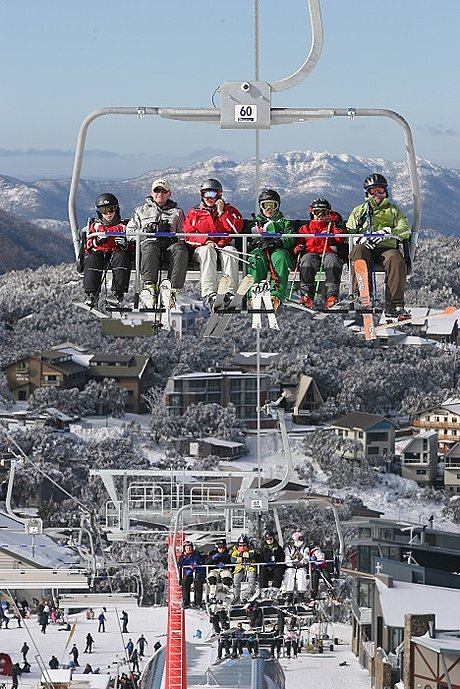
[
  {"xmin": 95, "ymin": 192, "xmax": 119, "ymax": 209},
  {"xmin": 183, "ymin": 540, "xmax": 193, "ymax": 549},
  {"xmin": 238, "ymin": 534, "xmax": 249, "ymax": 545},
  {"xmin": 200, "ymin": 178, "xmax": 223, "ymax": 193},
  {"xmin": 363, "ymin": 173, "xmax": 388, "ymax": 190},
  {"xmin": 216, "ymin": 539, "xmax": 227, "ymax": 547},
  {"xmin": 259, "ymin": 189, "xmax": 281, "ymax": 205},
  {"xmin": 264, "ymin": 531, "xmax": 275, "ymax": 539},
  {"xmin": 309, "ymin": 198, "xmax": 331, "ymax": 219},
  {"xmin": 95, "ymin": 193, "xmax": 120, "ymax": 222}
]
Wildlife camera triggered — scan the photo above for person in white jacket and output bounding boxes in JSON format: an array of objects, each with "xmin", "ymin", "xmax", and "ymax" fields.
[{"xmin": 283, "ymin": 531, "xmax": 310, "ymax": 605}]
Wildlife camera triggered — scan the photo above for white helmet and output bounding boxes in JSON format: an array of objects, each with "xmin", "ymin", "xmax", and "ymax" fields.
[{"xmin": 292, "ymin": 531, "xmax": 304, "ymax": 542}]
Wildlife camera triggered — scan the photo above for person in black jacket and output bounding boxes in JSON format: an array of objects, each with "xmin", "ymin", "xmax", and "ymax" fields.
[
  {"xmin": 205, "ymin": 539, "xmax": 233, "ymax": 600},
  {"xmin": 246, "ymin": 601, "xmax": 263, "ymax": 629},
  {"xmin": 258, "ymin": 531, "xmax": 286, "ymax": 590}
]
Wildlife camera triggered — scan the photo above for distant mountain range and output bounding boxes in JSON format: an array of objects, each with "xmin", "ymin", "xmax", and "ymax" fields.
[
  {"xmin": 0, "ymin": 151, "xmax": 459, "ymax": 247},
  {"xmin": 0, "ymin": 208, "xmax": 73, "ymax": 274}
]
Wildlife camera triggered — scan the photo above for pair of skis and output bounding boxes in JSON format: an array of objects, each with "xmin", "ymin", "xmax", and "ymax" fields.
[
  {"xmin": 251, "ymin": 280, "xmax": 280, "ymax": 331},
  {"xmin": 139, "ymin": 278, "xmax": 173, "ymax": 330},
  {"xmin": 203, "ymin": 274, "xmax": 254, "ymax": 338},
  {"xmin": 203, "ymin": 275, "xmax": 281, "ymax": 338}
]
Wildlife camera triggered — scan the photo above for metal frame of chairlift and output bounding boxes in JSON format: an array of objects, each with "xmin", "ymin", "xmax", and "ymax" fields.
[{"xmin": 66, "ymin": 2, "xmax": 422, "ymax": 686}]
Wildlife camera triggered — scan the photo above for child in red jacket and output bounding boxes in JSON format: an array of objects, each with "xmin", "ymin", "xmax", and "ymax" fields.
[{"xmin": 293, "ymin": 198, "xmax": 345, "ymax": 309}]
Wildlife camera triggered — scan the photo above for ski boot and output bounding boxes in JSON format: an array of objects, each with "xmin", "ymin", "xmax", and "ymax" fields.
[
  {"xmin": 140, "ymin": 283, "xmax": 158, "ymax": 309},
  {"xmin": 84, "ymin": 293, "xmax": 97, "ymax": 308}
]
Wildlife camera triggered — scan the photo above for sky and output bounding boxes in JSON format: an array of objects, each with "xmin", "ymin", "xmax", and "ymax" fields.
[{"xmin": 1, "ymin": 0, "xmax": 459, "ymax": 180}]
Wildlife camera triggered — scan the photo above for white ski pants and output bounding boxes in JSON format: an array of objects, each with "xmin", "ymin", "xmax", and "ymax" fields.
[
  {"xmin": 194, "ymin": 243, "xmax": 240, "ymax": 297},
  {"xmin": 283, "ymin": 566, "xmax": 308, "ymax": 593}
]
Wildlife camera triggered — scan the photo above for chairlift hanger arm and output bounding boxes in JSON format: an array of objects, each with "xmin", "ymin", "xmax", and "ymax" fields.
[{"xmin": 270, "ymin": 0, "xmax": 324, "ymax": 92}]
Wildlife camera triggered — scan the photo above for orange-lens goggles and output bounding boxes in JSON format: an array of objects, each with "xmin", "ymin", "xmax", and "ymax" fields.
[
  {"xmin": 100, "ymin": 206, "xmax": 117, "ymax": 214},
  {"xmin": 367, "ymin": 185, "xmax": 387, "ymax": 196}
]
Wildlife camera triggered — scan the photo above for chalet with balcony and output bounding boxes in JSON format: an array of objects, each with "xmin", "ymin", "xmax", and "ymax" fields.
[
  {"xmin": 411, "ymin": 398, "xmax": 460, "ymax": 453},
  {"xmin": 351, "ymin": 573, "xmax": 460, "ymax": 689},
  {"xmin": 444, "ymin": 442, "xmax": 460, "ymax": 496},
  {"xmin": 344, "ymin": 516, "xmax": 460, "ymax": 587},
  {"xmin": 3, "ymin": 347, "xmax": 156, "ymax": 414},
  {"xmin": 3, "ymin": 351, "xmax": 87, "ymax": 401},
  {"xmin": 331, "ymin": 412, "xmax": 396, "ymax": 460},
  {"xmin": 400, "ymin": 430, "xmax": 438, "ymax": 485},
  {"xmin": 164, "ymin": 370, "xmax": 277, "ymax": 428},
  {"xmin": 87, "ymin": 354, "xmax": 156, "ymax": 413}
]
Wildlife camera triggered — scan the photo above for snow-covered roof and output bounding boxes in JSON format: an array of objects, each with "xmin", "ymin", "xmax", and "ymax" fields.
[
  {"xmin": 332, "ymin": 412, "xmax": 395, "ymax": 430},
  {"xmin": 376, "ymin": 578, "xmax": 460, "ymax": 630},
  {"xmin": 0, "ymin": 530, "xmax": 83, "ymax": 568},
  {"xmin": 413, "ymin": 632, "xmax": 460, "ymax": 654},
  {"xmin": 202, "ymin": 437, "xmax": 244, "ymax": 448}
]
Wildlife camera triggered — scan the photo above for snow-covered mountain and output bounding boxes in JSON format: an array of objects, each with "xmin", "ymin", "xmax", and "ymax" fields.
[{"xmin": 1, "ymin": 150, "xmax": 460, "ymax": 235}]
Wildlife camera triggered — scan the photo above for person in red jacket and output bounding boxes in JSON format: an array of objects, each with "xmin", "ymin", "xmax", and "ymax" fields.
[
  {"xmin": 83, "ymin": 193, "xmax": 131, "ymax": 308},
  {"xmin": 184, "ymin": 178, "xmax": 243, "ymax": 307},
  {"xmin": 293, "ymin": 198, "xmax": 346, "ymax": 309}
]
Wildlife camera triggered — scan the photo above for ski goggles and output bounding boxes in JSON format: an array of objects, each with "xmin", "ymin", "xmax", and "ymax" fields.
[
  {"xmin": 153, "ymin": 187, "xmax": 169, "ymax": 194},
  {"xmin": 366, "ymin": 185, "xmax": 387, "ymax": 196},
  {"xmin": 99, "ymin": 205, "xmax": 117, "ymax": 214},
  {"xmin": 260, "ymin": 200, "xmax": 279, "ymax": 211},
  {"xmin": 201, "ymin": 190, "xmax": 220, "ymax": 199},
  {"xmin": 311, "ymin": 208, "xmax": 329, "ymax": 216}
]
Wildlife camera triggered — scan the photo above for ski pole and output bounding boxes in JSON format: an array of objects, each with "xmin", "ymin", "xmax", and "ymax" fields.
[
  {"xmin": 217, "ymin": 246, "xmax": 255, "ymax": 267},
  {"xmin": 313, "ymin": 224, "xmax": 331, "ymax": 300},
  {"xmin": 265, "ymin": 249, "xmax": 279, "ymax": 292}
]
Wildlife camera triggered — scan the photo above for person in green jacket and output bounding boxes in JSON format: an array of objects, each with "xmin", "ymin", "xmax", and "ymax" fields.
[
  {"xmin": 247, "ymin": 189, "xmax": 294, "ymax": 312},
  {"xmin": 347, "ymin": 173, "xmax": 411, "ymax": 318}
]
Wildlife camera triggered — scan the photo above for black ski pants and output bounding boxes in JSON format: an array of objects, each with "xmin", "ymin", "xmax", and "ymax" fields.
[
  {"xmin": 310, "ymin": 566, "xmax": 334, "ymax": 600},
  {"xmin": 299, "ymin": 252, "xmax": 343, "ymax": 298},
  {"xmin": 260, "ymin": 564, "xmax": 285, "ymax": 589},
  {"xmin": 140, "ymin": 240, "xmax": 189, "ymax": 288},
  {"xmin": 83, "ymin": 250, "xmax": 131, "ymax": 295},
  {"xmin": 182, "ymin": 573, "xmax": 204, "ymax": 606}
]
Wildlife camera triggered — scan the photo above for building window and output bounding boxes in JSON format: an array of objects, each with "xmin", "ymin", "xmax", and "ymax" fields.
[{"xmin": 368, "ymin": 447, "xmax": 379, "ymax": 455}]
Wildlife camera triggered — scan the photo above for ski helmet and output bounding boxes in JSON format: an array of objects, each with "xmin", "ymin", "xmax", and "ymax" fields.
[
  {"xmin": 95, "ymin": 193, "xmax": 120, "ymax": 221},
  {"xmin": 363, "ymin": 173, "xmax": 388, "ymax": 196},
  {"xmin": 264, "ymin": 531, "xmax": 275, "ymax": 539},
  {"xmin": 309, "ymin": 198, "xmax": 331, "ymax": 218},
  {"xmin": 95, "ymin": 192, "xmax": 119, "ymax": 209},
  {"xmin": 183, "ymin": 540, "xmax": 194, "ymax": 549},
  {"xmin": 258, "ymin": 189, "xmax": 281, "ymax": 206},
  {"xmin": 216, "ymin": 539, "xmax": 227, "ymax": 548},
  {"xmin": 291, "ymin": 531, "xmax": 304, "ymax": 541},
  {"xmin": 200, "ymin": 178, "xmax": 223, "ymax": 193},
  {"xmin": 238, "ymin": 534, "xmax": 249, "ymax": 545}
]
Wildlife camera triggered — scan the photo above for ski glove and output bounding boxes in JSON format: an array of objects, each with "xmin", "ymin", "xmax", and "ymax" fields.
[
  {"xmin": 215, "ymin": 199, "xmax": 225, "ymax": 216},
  {"xmin": 357, "ymin": 226, "xmax": 392, "ymax": 249},
  {"xmin": 114, "ymin": 236, "xmax": 128, "ymax": 249},
  {"xmin": 95, "ymin": 235, "xmax": 107, "ymax": 247},
  {"xmin": 257, "ymin": 236, "xmax": 283, "ymax": 252},
  {"xmin": 293, "ymin": 244, "xmax": 304, "ymax": 256}
]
